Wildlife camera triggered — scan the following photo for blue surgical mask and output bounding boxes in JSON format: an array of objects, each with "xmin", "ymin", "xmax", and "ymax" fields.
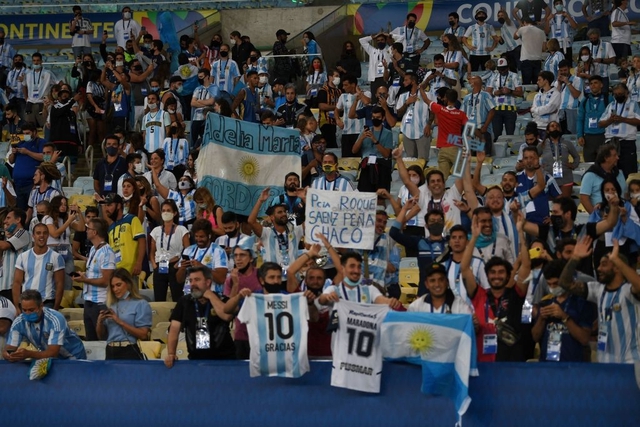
[
  {"xmin": 23, "ymin": 134, "xmax": 32, "ymax": 142},
  {"xmin": 33, "ymin": 64, "xmax": 42, "ymax": 70},
  {"xmin": 43, "ymin": 154, "xmax": 52, "ymax": 162},
  {"xmin": 343, "ymin": 276, "xmax": 361, "ymax": 287},
  {"xmin": 106, "ymin": 146, "xmax": 118, "ymax": 156},
  {"xmin": 150, "ymin": 87, "xmax": 160, "ymax": 93},
  {"xmin": 24, "ymin": 312, "xmax": 40, "ymax": 323},
  {"xmin": 176, "ymin": 85, "xmax": 184, "ymax": 94}
]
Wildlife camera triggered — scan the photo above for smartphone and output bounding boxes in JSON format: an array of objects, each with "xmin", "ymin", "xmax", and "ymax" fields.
[
  {"xmin": 6, "ymin": 349, "xmax": 16, "ymax": 354},
  {"xmin": 69, "ymin": 272, "xmax": 81, "ymax": 278},
  {"xmin": 364, "ymin": 126, "xmax": 370, "ymax": 131},
  {"xmin": 528, "ymin": 247, "xmax": 542, "ymax": 259},
  {"xmin": 97, "ymin": 304, "xmax": 108, "ymax": 312},
  {"xmin": 181, "ymin": 254, "xmax": 191, "ymax": 261}
]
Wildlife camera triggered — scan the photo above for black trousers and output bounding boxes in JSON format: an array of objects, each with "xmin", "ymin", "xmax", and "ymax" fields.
[
  {"xmin": 153, "ymin": 265, "xmax": 183, "ymax": 302},
  {"xmin": 341, "ymin": 133, "xmax": 360, "ymax": 158},
  {"xmin": 106, "ymin": 344, "xmax": 145, "ymax": 360},
  {"xmin": 470, "ymin": 55, "xmax": 490, "ymax": 72},
  {"xmin": 83, "ymin": 300, "xmax": 103, "ymax": 341}
]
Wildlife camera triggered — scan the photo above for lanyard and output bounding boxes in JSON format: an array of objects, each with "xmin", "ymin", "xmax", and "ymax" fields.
[
  {"xmin": 170, "ymin": 139, "xmax": 179, "ymax": 158},
  {"xmin": 429, "ymin": 298, "xmax": 447, "ymax": 313},
  {"xmin": 226, "ymin": 234, "xmax": 240, "ymax": 249},
  {"xmin": 405, "ymin": 26, "xmax": 415, "ymax": 42},
  {"xmin": 323, "ymin": 177, "xmax": 341, "ymax": 191},
  {"xmin": 425, "ymin": 239, "xmax": 443, "ymax": 262},
  {"xmin": 591, "ymin": 43, "xmax": 600, "ymax": 59},
  {"xmin": 194, "ymin": 300, "xmax": 211, "ymax": 323},
  {"xmin": 34, "ymin": 319, "xmax": 45, "ymax": 351},
  {"xmin": 500, "ymin": 74, "xmax": 508, "ymax": 89},
  {"xmin": 599, "ymin": 286, "xmax": 623, "ymax": 322},
  {"xmin": 193, "ymin": 245, "xmax": 210, "ymax": 262},
  {"xmin": 160, "ymin": 225, "xmax": 175, "ymax": 250},
  {"xmin": 219, "ymin": 60, "xmax": 229, "ymax": 75},
  {"xmin": 122, "ymin": 20, "xmax": 131, "ymax": 33},
  {"xmin": 284, "ymin": 195, "xmax": 297, "ymax": 213},
  {"xmin": 616, "ymin": 101, "xmax": 626, "ymax": 116},
  {"xmin": 341, "ymin": 283, "xmax": 361, "ymax": 301},
  {"xmin": 485, "ymin": 292, "xmax": 506, "ymax": 323},
  {"xmin": 104, "ymin": 157, "xmax": 121, "ymax": 176},
  {"xmin": 552, "ymin": 140, "xmax": 562, "ymax": 162},
  {"xmin": 87, "ymin": 242, "xmax": 106, "ymax": 269},
  {"xmin": 274, "ymin": 228, "xmax": 289, "ymax": 251},
  {"xmin": 428, "ymin": 197, "xmax": 443, "ymax": 212},
  {"xmin": 590, "ymin": 94, "xmax": 603, "ymax": 111},
  {"xmin": 477, "ymin": 241, "xmax": 497, "ymax": 258}
]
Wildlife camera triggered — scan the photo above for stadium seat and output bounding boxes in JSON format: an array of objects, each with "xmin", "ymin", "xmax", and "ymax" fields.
[
  {"xmin": 493, "ymin": 142, "xmax": 508, "ymax": 158},
  {"xmin": 149, "ymin": 302, "xmax": 176, "ymax": 328},
  {"xmin": 69, "ymin": 194, "xmax": 97, "ymax": 211},
  {"xmin": 0, "ymin": 142, "xmax": 10, "ymax": 160},
  {"xmin": 481, "ymin": 174, "xmax": 504, "ymax": 187},
  {"xmin": 150, "ymin": 321, "xmax": 171, "ymax": 343},
  {"xmin": 399, "ymin": 257, "xmax": 418, "ymax": 269},
  {"xmin": 398, "ymin": 157, "xmax": 426, "ymax": 171},
  {"xmin": 139, "ymin": 288, "xmax": 155, "ymax": 302},
  {"xmin": 60, "ymin": 290, "xmax": 80, "ymax": 309},
  {"xmin": 73, "ymin": 176, "xmax": 95, "ymax": 192},
  {"xmin": 68, "ymin": 320, "xmax": 86, "ymax": 339},
  {"xmin": 63, "ymin": 187, "xmax": 82, "ymax": 198},
  {"xmin": 139, "ymin": 341, "xmax": 163, "ymax": 360},
  {"xmin": 60, "ymin": 308, "xmax": 84, "ymax": 322},
  {"xmin": 160, "ymin": 340, "xmax": 188, "ymax": 360},
  {"xmin": 74, "ymin": 260, "xmax": 87, "ymax": 272},
  {"xmin": 494, "ymin": 157, "xmax": 518, "ymax": 170},
  {"xmin": 399, "ymin": 267, "xmax": 420, "ymax": 288},
  {"xmin": 83, "ymin": 341, "xmax": 106, "ymax": 361},
  {"xmin": 338, "ymin": 157, "xmax": 361, "ymax": 171}
]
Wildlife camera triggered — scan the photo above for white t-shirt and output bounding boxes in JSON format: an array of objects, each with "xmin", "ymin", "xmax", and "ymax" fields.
[
  {"xmin": 150, "ymin": 224, "xmax": 189, "ymax": 263},
  {"xmin": 408, "ymin": 295, "xmax": 473, "ymax": 314},
  {"xmin": 516, "ymin": 25, "xmax": 546, "ymax": 61}
]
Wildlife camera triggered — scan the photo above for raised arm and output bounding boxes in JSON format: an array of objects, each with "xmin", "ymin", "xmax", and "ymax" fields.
[
  {"xmin": 609, "ymin": 239, "xmax": 640, "ymax": 296},
  {"xmin": 392, "ymin": 148, "xmax": 420, "ymax": 198},
  {"xmin": 558, "ymin": 235, "xmax": 591, "ymax": 298},
  {"xmin": 461, "ymin": 215, "xmax": 481, "ymax": 298},
  {"xmin": 247, "ymin": 187, "xmax": 270, "ymax": 237}
]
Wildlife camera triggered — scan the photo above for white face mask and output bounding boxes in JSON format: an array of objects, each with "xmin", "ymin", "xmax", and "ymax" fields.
[
  {"xmin": 259, "ymin": 76, "xmax": 268, "ymax": 84},
  {"xmin": 115, "ymin": 60, "xmax": 124, "ymax": 67},
  {"xmin": 148, "ymin": 103, "xmax": 157, "ymax": 110},
  {"xmin": 168, "ymin": 108, "xmax": 176, "ymax": 114},
  {"xmin": 123, "ymin": 12, "xmax": 131, "ymax": 19},
  {"xmin": 229, "ymin": 38, "xmax": 236, "ymax": 46},
  {"xmin": 134, "ymin": 163, "xmax": 144, "ymax": 174},
  {"xmin": 161, "ymin": 212, "xmax": 175, "ymax": 222},
  {"xmin": 410, "ymin": 176, "xmax": 421, "ymax": 185},
  {"xmin": 178, "ymin": 180, "xmax": 191, "ymax": 190},
  {"xmin": 332, "ymin": 77, "xmax": 341, "ymax": 86},
  {"xmin": 549, "ymin": 286, "xmax": 565, "ymax": 297},
  {"xmin": 123, "ymin": 194, "xmax": 133, "ymax": 201},
  {"xmin": 435, "ymin": 67, "xmax": 444, "ymax": 73},
  {"xmin": 580, "ymin": 55, "xmax": 590, "ymax": 62},
  {"xmin": 631, "ymin": 192, "xmax": 640, "ymax": 200}
]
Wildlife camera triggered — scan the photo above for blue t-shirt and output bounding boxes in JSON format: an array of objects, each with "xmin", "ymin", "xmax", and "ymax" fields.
[{"xmin": 13, "ymin": 137, "xmax": 46, "ymax": 188}]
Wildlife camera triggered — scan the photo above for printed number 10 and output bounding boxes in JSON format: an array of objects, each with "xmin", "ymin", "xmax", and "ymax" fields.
[
  {"xmin": 264, "ymin": 312, "xmax": 293, "ymax": 340},
  {"xmin": 346, "ymin": 327, "xmax": 374, "ymax": 357}
]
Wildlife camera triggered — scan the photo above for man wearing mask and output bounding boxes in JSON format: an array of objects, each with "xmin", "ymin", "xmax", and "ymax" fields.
[
  {"xmin": 514, "ymin": 17, "xmax": 546, "ymax": 85},
  {"xmin": 390, "ymin": 201, "xmax": 448, "ymax": 293},
  {"xmin": 335, "ymin": 75, "xmax": 369, "ymax": 158},
  {"xmin": 396, "ymin": 72, "xmax": 431, "ymax": 160},
  {"xmin": 8, "ymin": 124, "xmax": 46, "ymax": 210},
  {"xmin": 311, "ymin": 152, "xmax": 355, "ymax": 192},
  {"xmin": 215, "ymin": 212, "xmax": 248, "ymax": 269},
  {"xmin": 471, "ymin": 207, "xmax": 516, "ymax": 265},
  {"xmin": 597, "ymin": 83, "xmax": 640, "ymax": 178},
  {"xmin": 161, "ymin": 76, "xmax": 184, "ymax": 116},
  {"xmin": 462, "ymin": 75, "xmax": 497, "ymax": 148},
  {"xmin": 497, "ymin": 10, "xmax": 522, "ymax": 73},
  {"xmin": 359, "ymin": 32, "xmax": 395, "ymax": 95},
  {"xmin": 556, "ymin": 60, "xmax": 584, "ymax": 134},
  {"xmin": 513, "ymin": 0, "xmax": 551, "ymax": 26},
  {"xmin": 316, "ymin": 71, "xmax": 341, "ymax": 148},
  {"xmin": 230, "ymin": 31, "xmax": 255, "ymax": 68},
  {"xmin": 101, "ymin": 59, "xmax": 132, "ymax": 132},
  {"xmin": 102, "ymin": 193, "xmax": 146, "ymax": 276},
  {"xmin": 142, "ymin": 93, "xmax": 171, "ymax": 153},
  {"xmin": 350, "ymin": 84, "xmax": 397, "ymax": 129},
  {"xmin": 515, "ymin": 124, "xmax": 542, "ymax": 168},
  {"xmin": 70, "ymin": 6, "xmax": 92, "ymax": 59},
  {"xmin": 545, "ymin": 0, "xmax": 578, "ymax": 65},
  {"xmin": 211, "ymin": 44, "xmax": 240, "ymax": 95},
  {"xmin": 487, "ymin": 58, "xmax": 523, "ymax": 142},
  {"xmin": 191, "ymin": 69, "xmax": 219, "ymax": 149},
  {"xmin": 93, "ymin": 135, "xmax": 128, "ymax": 197},
  {"xmin": 231, "ymin": 70, "xmax": 260, "ymax": 123},
  {"xmin": 391, "ymin": 13, "xmax": 430, "ymax": 66},
  {"xmin": 6, "ymin": 55, "xmax": 27, "ymax": 120},
  {"xmin": 582, "ymin": 28, "xmax": 616, "ymax": 96},
  {"xmin": 48, "ymin": 88, "xmax": 81, "ymax": 160},
  {"xmin": 462, "ymin": 8, "xmax": 498, "ymax": 72},
  {"xmin": 577, "ymin": 76, "xmax": 610, "ymax": 162},
  {"xmin": 0, "ymin": 208, "xmax": 30, "ymax": 302},
  {"xmin": 582, "ymin": 0, "xmax": 613, "ymax": 37},
  {"xmin": 442, "ymin": 12, "xmax": 465, "ymax": 42},
  {"xmin": 420, "ymin": 54, "xmax": 457, "ymax": 100},
  {"xmin": 352, "ymin": 107, "xmax": 394, "ymax": 193},
  {"xmin": 117, "ymin": 153, "xmax": 143, "ymax": 197},
  {"xmin": 3, "ymin": 290, "xmax": 86, "ymax": 361},
  {"xmin": 114, "ymin": 6, "xmax": 141, "ymax": 49},
  {"xmin": 268, "ymin": 172, "xmax": 305, "ymax": 226},
  {"xmin": 276, "ymin": 83, "xmax": 312, "ymax": 129},
  {"xmin": 23, "ymin": 53, "xmax": 56, "ymax": 127},
  {"xmin": 531, "ymin": 71, "xmax": 561, "ymax": 130}
]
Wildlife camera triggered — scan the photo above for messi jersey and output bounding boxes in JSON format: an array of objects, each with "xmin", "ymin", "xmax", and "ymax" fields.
[{"xmin": 238, "ymin": 293, "xmax": 309, "ymax": 378}]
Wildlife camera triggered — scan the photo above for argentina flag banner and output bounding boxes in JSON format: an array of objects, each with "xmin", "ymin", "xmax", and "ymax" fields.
[{"xmin": 197, "ymin": 114, "xmax": 301, "ymax": 216}]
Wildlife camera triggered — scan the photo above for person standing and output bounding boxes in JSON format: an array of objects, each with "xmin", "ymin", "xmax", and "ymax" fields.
[
  {"xmin": 0, "ymin": 28, "xmax": 17, "ymax": 88},
  {"xmin": 211, "ymin": 44, "xmax": 240, "ymax": 95},
  {"xmin": 141, "ymin": 93, "xmax": 171, "ymax": 153},
  {"xmin": 545, "ymin": 0, "xmax": 578, "ymax": 65},
  {"xmin": 514, "ymin": 17, "xmax": 546, "ymax": 85},
  {"xmin": 583, "ymin": 28, "xmax": 616, "ymax": 97},
  {"xmin": 487, "ymin": 58, "xmax": 523, "ymax": 142},
  {"xmin": 335, "ymin": 75, "xmax": 368, "ymax": 158},
  {"xmin": 462, "ymin": 76, "xmax": 497, "ymax": 148},
  {"xmin": 272, "ymin": 29, "xmax": 295, "ymax": 83},
  {"xmin": 513, "ymin": 0, "xmax": 551, "ymax": 26},
  {"xmin": 0, "ymin": 209, "xmax": 30, "ymax": 302},
  {"xmin": 497, "ymin": 9, "xmax": 522, "ymax": 73},
  {"xmin": 391, "ymin": 13, "xmax": 430, "ymax": 67},
  {"xmin": 23, "ymin": 53, "xmax": 56, "ymax": 127},
  {"xmin": 582, "ymin": 0, "xmax": 613, "ymax": 37},
  {"xmin": 442, "ymin": 12, "xmax": 466, "ymax": 41},
  {"xmin": 359, "ymin": 32, "xmax": 394, "ymax": 96},
  {"xmin": 352, "ymin": 107, "xmax": 393, "ymax": 193},
  {"xmin": 610, "ymin": 0, "xmax": 635, "ymax": 59},
  {"xmin": 531, "ymin": 71, "xmax": 561, "ymax": 132},
  {"xmin": 113, "ymin": 6, "xmax": 141, "ymax": 49},
  {"xmin": 577, "ymin": 76, "xmax": 610, "ymax": 162},
  {"xmin": 102, "ymin": 193, "xmax": 146, "ymax": 276},
  {"xmin": 556, "ymin": 60, "xmax": 584, "ymax": 134},
  {"xmin": 462, "ymin": 8, "xmax": 498, "ymax": 71},
  {"xmin": 93, "ymin": 135, "xmax": 128, "ymax": 197},
  {"xmin": 396, "ymin": 72, "xmax": 430, "ymax": 160},
  {"xmin": 316, "ymin": 69, "xmax": 342, "ymax": 149},
  {"xmin": 70, "ymin": 6, "xmax": 93, "ymax": 59},
  {"xmin": 7, "ymin": 123, "xmax": 46, "ymax": 210}
]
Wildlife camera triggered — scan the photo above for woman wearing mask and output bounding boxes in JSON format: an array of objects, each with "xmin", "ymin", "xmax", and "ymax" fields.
[
  {"xmin": 184, "ymin": 151, "xmax": 198, "ymax": 184},
  {"xmin": 302, "ymin": 31, "xmax": 322, "ymax": 60},
  {"xmin": 257, "ymin": 69, "xmax": 274, "ymax": 111},
  {"xmin": 128, "ymin": 132, "xmax": 149, "ymax": 174},
  {"xmin": 628, "ymin": 179, "xmax": 640, "ymax": 219},
  {"xmin": 193, "ymin": 186, "xmax": 224, "ymax": 236},
  {"xmin": 85, "ymin": 69, "xmax": 107, "ymax": 147},
  {"xmin": 543, "ymin": 38, "xmax": 565, "ymax": 79},
  {"xmin": 539, "ymin": 121, "xmax": 580, "ymax": 198},
  {"xmin": 335, "ymin": 41, "xmax": 361, "ymax": 80},
  {"xmin": 305, "ymin": 58, "xmax": 327, "ymax": 108},
  {"xmin": 96, "ymin": 268, "xmax": 152, "ymax": 360},
  {"xmin": 576, "ymin": 46, "xmax": 596, "ymax": 93},
  {"xmin": 121, "ymin": 177, "xmax": 144, "ymax": 223},
  {"xmin": 46, "ymin": 196, "xmax": 85, "ymax": 289},
  {"xmin": 71, "ymin": 53, "xmax": 97, "ymax": 92},
  {"xmin": 149, "ymin": 200, "xmax": 191, "ymax": 302},
  {"xmin": 154, "ymin": 175, "xmax": 197, "ymax": 229},
  {"xmin": 136, "ymin": 175, "xmax": 162, "ymax": 231}
]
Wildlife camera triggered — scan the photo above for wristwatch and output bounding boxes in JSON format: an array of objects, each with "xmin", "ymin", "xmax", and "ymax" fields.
[{"xmin": 561, "ymin": 316, "xmax": 570, "ymax": 324}]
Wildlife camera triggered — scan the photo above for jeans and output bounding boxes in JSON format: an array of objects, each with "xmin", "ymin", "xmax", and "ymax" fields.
[
  {"xmin": 560, "ymin": 109, "xmax": 578, "ymax": 134},
  {"xmin": 612, "ymin": 43, "xmax": 631, "ymax": 60},
  {"xmin": 520, "ymin": 60, "xmax": 541, "ymax": 85},
  {"xmin": 341, "ymin": 133, "xmax": 360, "ymax": 158},
  {"xmin": 618, "ymin": 139, "xmax": 638, "ymax": 178},
  {"xmin": 72, "ymin": 46, "xmax": 91, "ymax": 59},
  {"xmin": 505, "ymin": 46, "xmax": 521, "ymax": 73},
  {"xmin": 15, "ymin": 183, "xmax": 32, "ymax": 210},
  {"xmin": 492, "ymin": 110, "xmax": 517, "ymax": 141},
  {"xmin": 83, "ymin": 300, "xmax": 104, "ymax": 341}
]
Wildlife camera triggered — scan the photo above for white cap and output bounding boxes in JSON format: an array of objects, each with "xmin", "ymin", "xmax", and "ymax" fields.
[{"xmin": 497, "ymin": 58, "xmax": 508, "ymax": 68}]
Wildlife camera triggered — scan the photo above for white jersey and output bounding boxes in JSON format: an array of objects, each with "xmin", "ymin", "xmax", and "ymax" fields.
[
  {"xmin": 444, "ymin": 258, "xmax": 490, "ymax": 304},
  {"xmin": 15, "ymin": 248, "xmax": 65, "ymax": 302},
  {"xmin": 331, "ymin": 300, "xmax": 389, "ymax": 393},
  {"xmin": 238, "ymin": 293, "xmax": 309, "ymax": 378},
  {"xmin": 142, "ymin": 110, "xmax": 170, "ymax": 152},
  {"xmin": 587, "ymin": 281, "xmax": 640, "ymax": 363},
  {"xmin": 323, "ymin": 282, "xmax": 383, "ymax": 304}
]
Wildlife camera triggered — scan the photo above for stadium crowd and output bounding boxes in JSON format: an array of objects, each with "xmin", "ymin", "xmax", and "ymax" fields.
[{"xmin": 0, "ymin": 2, "xmax": 639, "ymax": 369}]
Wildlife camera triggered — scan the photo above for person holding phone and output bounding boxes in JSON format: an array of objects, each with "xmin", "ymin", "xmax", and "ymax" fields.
[
  {"xmin": 70, "ymin": 6, "xmax": 93, "ymax": 59},
  {"xmin": 96, "ymin": 268, "xmax": 152, "ymax": 360},
  {"xmin": 75, "ymin": 218, "xmax": 116, "ymax": 341}
]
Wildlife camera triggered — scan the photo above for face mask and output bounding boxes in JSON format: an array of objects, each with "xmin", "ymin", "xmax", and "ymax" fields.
[
  {"xmin": 14, "ymin": 62, "xmax": 23, "ymax": 68},
  {"xmin": 175, "ymin": 85, "xmax": 184, "ymax": 95},
  {"xmin": 211, "ymin": 40, "xmax": 221, "ymax": 48},
  {"xmin": 259, "ymin": 76, "xmax": 268, "ymax": 84},
  {"xmin": 581, "ymin": 55, "xmax": 590, "ymax": 62},
  {"xmin": 229, "ymin": 38, "xmax": 236, "ymax": 46},
  {"xmin": 7, "ymin": 223, "xmax": 17, "ymax": 234},
  {"xmin": 428, "ymin": 222, "xmax": 445, "ymax": 236},
  {"xmin": 119, "ymin": 291, "xmax": 131, "ymax": 300},
  {"xmin": 313, "ymin": 63, "xmax": 321, "ymax": 70},
  {"xmin": 332, "ymin": 77, "xmax": 341, "ymax": 86},
  {"xmin": 161, "ymin": 212, "xmax": 175, "ymax": 222},
  {"xmin": 178, "ymin": 180, "xmax": 192, "ymax": 190},
  {"xmin": 377, "ymin": 42, "xmax": 386, "ymax": 50},
  {"xmin": 133, "ymin": 65, "xmax": 142, "ymax": 72},
  {"xmin": 591, "ymin": 39, "xmax": 599, "ymax": 46},
  {"xmin": 498, "ymin": 18, "xmax": 506, "ymax": 25},
  {"xmin": 83, "ymin": 61, "xmax": 92, "ymax": 67},
  {"xmin": 225, "ymin": 229, "xmax": 238, "ymax": 238},
  {"xmin": 371, "ymin": 118, "xmax": 383, "ymax": 127},
  {"xmin": 143, "ymin": 43, "xmax": 151, "ymax": 50},
  {"xmin": 198, "ymin": 78, "xmax": 205, "ymax": 85},
  {"xmin": 116, "ymin": 61, "xmax": 124, "ymax": 67},
  {"xmin": 407, "ymin": 21, "xmax": 416, "ymax": 28},
  {"xmin": 148, "ymin": 102, "xmax": 158, "ymax": 110},
  {"xmin": 435, "ymin": 67, "xmax": 444, "ymax": 73},
  {"xmin": 549, "ymin": 286, "xmax": 565, "ymax": 297},
  {"xmin": 43, "ymin": 154, "xmax": 52, "ymax": 162},
  {"xmin": 123, "ymin": 12, "xmax": 131, "ymax": 19},
  {"xmin": 123, "ymin": 194, "xmax": 133, "ymax": 201},
  {"xmin": 322, "ymin": 164, "xmax": 336, "ymax": 173},
  {"xmin": 615, "ymin": 95, "xmax": 626, "ymax": 103},
  {"xmin": 150, "ymin": 87, "xmax": 160, "ymax": 93},
  {"xmin": 550, "ymin": 214, "xmax": 564, "ymax": 229},
  {"xmin": 23, "ymin": 134, "xmax": 32, "ymax": 142},
  {"xmin": 410, "ymin": 176, "xmax": 421, "ymax": 185},
  {"xmin": 33, "ymin": 64, "xmax": 42, "ymax": 70},
  {"xmin": 106, "ymin": 146, "xmax": 119, "ymax": 156},
  {"xmin": 198, "ymin": 203, "xmax": 208, "ymax": 210},
  {"xmin": 263, "ymin": 283, "xmax": 282, "ymax": 294},
  {"xmin": 315, "ymin": 144, "xmax": 326, "ymax": 153},
  {"xmin": 24, "ymin": 312, "xmax": 40, "ymax": 323},
  {"xmin": 449, "ymin": 21, "xmax": 455, "ymax": 27},
  {"xmin": 442, "ymin": 42, "xmax": 449, "ymax": 49},
  {"xmin": 303, "ymin": 37, "xmax": 309, "ymax": 43},
  {"xmin": 631, "ymin": 193, "xmax": 640, "ymax": 200},
  {"xmin": 219, "ymin": 51, "xmax": 229, "ymax": 57},
  {"xmin": 168, "ymin": 108, "xmax": 176, "ymax": 114},
  {"xmin": 134, "ymin": 163, "xmax": 144, "ymax": 174},
  {"xmin": 548, "ymin": 130, "xmax": 562, "ymax": 139},
  {"xmin": 343, "ymin": 276, "xmax": 361, "ymax": 287},
  {"xmin": 345, "ymin": 48, "xmax": 354, "ymax": 54},
  {"xmin": 476, "ymin": 16, "xmax": 486, "ymax": 23},
  {"xmin": 555, "ymin": 5, "xmax": 563, "ymax": 12},
  {"xmin": 36, "ymin": 214, "xmax": 45, "ymax": 222}
]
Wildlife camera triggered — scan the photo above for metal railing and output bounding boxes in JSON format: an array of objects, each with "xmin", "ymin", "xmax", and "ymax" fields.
[{"xmin": 85, "ymin": 145, "xmax": 94, "ymax": 177}]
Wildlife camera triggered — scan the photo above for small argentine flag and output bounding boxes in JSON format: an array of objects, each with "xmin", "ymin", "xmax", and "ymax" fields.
[{"xmin": 382, "ymin": 312, "xmax": 478, "ymax": 418}]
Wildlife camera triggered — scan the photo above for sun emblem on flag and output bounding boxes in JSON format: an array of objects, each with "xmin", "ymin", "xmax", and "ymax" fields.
[
  {"xmin": 407, "ymin": 326, "xmax": 434, "ymax": 355},
  {"xmin": 238, "ymin": 155, "xmax": 260, "ymax": 184}
]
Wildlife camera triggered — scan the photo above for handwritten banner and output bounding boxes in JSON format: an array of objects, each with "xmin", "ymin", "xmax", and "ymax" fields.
[
  {"xmin": 305, "ymin": 188, "xmax": 377, "ymax": 250},
  {"xmin": 197, "ymin": 113, "xmax": 301, "ymax": 217}
]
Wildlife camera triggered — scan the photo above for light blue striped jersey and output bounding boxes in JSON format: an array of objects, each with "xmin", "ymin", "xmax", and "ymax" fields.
[
  {"xmin": 180, "ymin": 242, "xmax": 228, "ymax": 293},
  {"xmin": 357, "ymin": 233, "xmax": 390, "ymax": 285},
  {"xmin": 462, "ymin": 90, "xmax": 497, "ymax": 128},
  {"xmin": 548, "ymin": 14, "xmax": 573, "ymax": 49},
  {"xmin": 237, "ymin": 293, "xmax": 309, "ymax": 377},
  {"xmin": 50, "ymin": 162, "xmax": 67, "ymax": 194},
  {"xmin": 587, "ymin": 281, "xmax": 640, "ymax": 363},
  {"xmin": 500, "ymin": 21, "xmax": 521, "ymax": 51},
  {"xmin": 583, "ymin": 41, "xmax": 615, "ymax": 78},
  {"xmin": 28, "ymin": 186, "xmax": 61, "ymax": 208},
  {"xmin": 15, "ymin": 248, "xmax": 65, "ymax": 301},
  {"xmin": 7, "ymin": 307, "xmax": 86, "ymax": 359},
  {"xmin": 463, "ymin": 23, "xmax": 496, "ymax": 56},
  {"xmin": 558, "ymin": 75, "xmax": 584, "ymax": 109},
  {"xmin": 167, "ymin": 189, "xmax": 196, "ymax": 225},
  {"xmin": 543, "ymin": 51, "xmax": 564, "ymax": 78},
  {"xmin": 336, "ymin": 93, "xmax": 368, "ymax": 135},
  {"xmin": 395, "ymin": 91, "xmax": 430, "ymax": 139},
  {"xmin": 162, "ymin": 137, "xmax": 189, "ymax": 170},
  {"xmin": 142, "ymin": 110, "xmax": 170, "ymax": 152},
  {"xmin": 323, "ymin": 282, "xmax": 383, "ymax": 304},
  {"xmin": 443, "ymin": 50, "xmax": 467, "ymax": 76},
  {"xmin": 443, "ymin": 26, "xmax": 465, "ymax": 39},
  {"xmin": 600, "ymin": 100, "xmax": 640, "ymax": 140},
  {"xmin": 629, "ymin": 72, "xmax": 640, "ymax": 102},
  {"xmin": 391, "ymin": 25, "xmax": 429, "ymax": 55},
  {"xmin": 311, "ymin": 174, "xmax": 355, "ymax": 192},
  {"xmin": 260, "ymin": 225, "xmax": 305, "ymax": 267},
  {"xmin": 487, "ymin": 71, "xmax": 522, "ymax": 108},
  {"xmin": 444, "ymin": 257, "xmax": 489, "ymax": 304},
  {"xmin": 83, "ymin": 243, "xmax": 116, "ymax": 303},
  {"xmin": 211, "ymin": 59, "xmax": 240, "ymax": 93},
  {"xmin": 0, "ymin": 228, "xmax": 31, "ymax": 291}
]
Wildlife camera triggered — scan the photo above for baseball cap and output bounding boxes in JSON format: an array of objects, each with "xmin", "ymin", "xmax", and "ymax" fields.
[
  {"xmin": 497, "ymin": 58, "xmax": 508, "ymax": 68},
  {"xmin": 100, "ymin": 193, "xmax": 123, "ymax": 205},
  {"xmin": 425, "ymin": 263, "xmax": 448, "ymax": 278},
  {"xmin": 276, "ymin": 29, "xmax": 290, "ymax": 37}
]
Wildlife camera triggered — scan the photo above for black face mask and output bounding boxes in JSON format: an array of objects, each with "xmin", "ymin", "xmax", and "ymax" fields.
[
  {"xmin": 531, "ymin": 258, "xmax": 547, "ymax": 270},
  {"xmin": 210, "ymin": 40, "xmax": 221, "ymax": 48},
  {"xmin": 550, "ymin": 215, "xmax": 564, "ymax": 230},
  {"xmin": 498, "ymin": 18, "xmax": 506, "ymax": 25},
  {"xmin": 548, "ymin": 130, "xmax": 562, "ymax": 139},
  {"xmin": 476, "ymin": 16, "xmax": 487, "ymax": 23},
  {"xmin": 14, "ymin": 62, "xmax": 23, "ymax": 68},
  {"xmin": 198, "ymin": 78, "xmax": 205, "ymax": 85},
  {"xmin": 263, "ymin": 283, "xmax": 283, "ymax": 294},
  {"xmin": 37, "ymin": 214, "xmax": 45, "ymax": 222},
  {"xmin": 442, "ymin": 42, "xmax": 449, "ymax": 49},
  {"xmin": 133, "ymin": 66, "xmax": 143, "ymax": 72},
  {"xmin": 371, "ymin": 118, "xmax": 383, "ymax": 127},
  {"xmin": 170, "ymin": 126, "xmax": 177, "ymax": 135},
  {"xmin": 407, "ymin": 21, "xmax": 416, "ymax": 28},
  {"xmin": 345, "ymin": 48, "xmax": 354, "ymax": 54},
  {"xmin": 449, "ymin": 21, "xmax": 455, "ymax": 27},
  {"xmin": 238, "ymin": 264, "xmax": 251, "ymax": 274},
  {"xmin": 591, "ymin": 40, "xmax": 600, "ymax": 46},
  {"xmin": 225, "ymin": 229, "xmax": 238, "ymax": 238},
  {"xmin": 428, "ymin": 222, "xmax": 445, "ymax": 236},
  {"xmin": 219, "ymin": 51, "xmax": 229, "ymax": 57},
  {"xmin": 615, "ymin": 95, "xmax": 626, "ymax": 103},
  {"xmin": 377, "ymin": 42, "xmax": 386, "ymax": 50},
  {"xmin": 307, "ymin": 287, "xmax": 322, "ymax": 297}
]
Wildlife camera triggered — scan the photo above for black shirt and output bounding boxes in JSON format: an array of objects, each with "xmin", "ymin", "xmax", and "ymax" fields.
[
  {"xmin": 170, "ymin": 294, "xmax": 235, "ymax": 360},
  {"xmin": 92, "ymin": 156, "xmax": 128, "ymax": 196},
  {"xmin": 276, "ymin": 102, "xmax": 312, "ymax": 128},
  {"xmin": 516, "ymin": 0, "xmax": 548, "ymax": 23},
  {"xmin": 49, "ymin": 100, "xmax": 80, "ymax": 144},
  {"xmin": 73, "ymin": 230, "xmax": 92, "ymax": 258},
  {"xmin": 232, "ymin": 41, "xmax": 256, "ymax": 69}
]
